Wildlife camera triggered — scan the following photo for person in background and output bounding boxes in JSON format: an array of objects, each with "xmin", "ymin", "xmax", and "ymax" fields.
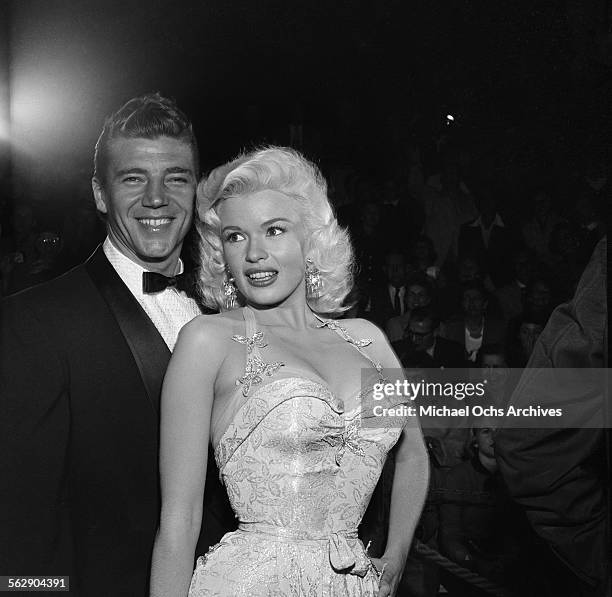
[
  {"xmin": 439, "ymin": 419, "xmax": 535, "ymax": 596},
  {"xmin": 394, "ymin": 305, "xmax": 464, "ymax": 370},
  {"xmin": 457, "ymin": 184, "xmax": 513, "ymax": 288},
  {"xmin": 421, "ymin": 154, "xmax": 477, "ymax": 269},
  {"xmin": 506, "ymin": 310, "xmax": 547, "ymax": 367},
  {"xmin": 494, "ymin": 246, "xmax": 535, "ymax": 323},
  {"xmin": 3, "ymin": 230, "xmax": 64, "ymax": 295},
  {"xmin": 440, "ymin": 281, "xmax": 506, "ymax": 363},
  {"xmin": 521, "ymin": 189, "xmax": 565, "ymax": 267},
  {"xmin": 366, "ymin": 250, "xmax": 409, "ymax": 328},
  {"xmin": 477, "ymin": 343, "xmax": 515, "ymax": 408},
  {"xmin": 548, "ymin": 221, "xmax": 584, "ymax": 300},
  {"xmin": 496, "ymin": 237, "xmax": 607, "ymax": 596},
  {"xmin": 406, "ymin": 234, "xmax": 438, "ymax": 278},
  {"xmin": 386, "ymin": 273, "xmax": 433, "ymax": 343}
]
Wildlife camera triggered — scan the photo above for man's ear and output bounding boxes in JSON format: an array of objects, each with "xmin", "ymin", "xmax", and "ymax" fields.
[{"xmin": 92, "ymin": 178, "xmax": 107, "ymax": 214}]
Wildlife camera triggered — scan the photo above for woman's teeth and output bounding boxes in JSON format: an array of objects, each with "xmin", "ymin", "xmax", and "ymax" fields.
[{"xmin": 248, "ymin": 271, "xmax": 276, "ymax": 280}]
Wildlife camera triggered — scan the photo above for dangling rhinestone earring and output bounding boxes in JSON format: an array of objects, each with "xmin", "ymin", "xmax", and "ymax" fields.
[
  {"xmin": 305, "ymin": 258, "xmax": 321, "ymax": 299},
  {"xmin": 223, "ymin": 270, "xmax": 238, "ymax": 309}
]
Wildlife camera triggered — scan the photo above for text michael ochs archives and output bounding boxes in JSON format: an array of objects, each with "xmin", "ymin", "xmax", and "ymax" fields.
[{"xmin": 370, "ymin": 379, "xmax": 563, "ymax": 419}]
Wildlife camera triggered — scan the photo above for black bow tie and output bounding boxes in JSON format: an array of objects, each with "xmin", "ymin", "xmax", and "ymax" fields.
[{"xmin": 142, "ymin": 271, "xmax": 192, "ymax": 294}]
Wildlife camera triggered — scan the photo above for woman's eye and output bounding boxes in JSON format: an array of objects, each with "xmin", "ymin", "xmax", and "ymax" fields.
[
  {"xmin": 224, "ymin": 232, "xmax": 245, "ymax": 243},
  {"xmin": 267, "ymin": 226, "xmax": 285, "ymax": 237}
]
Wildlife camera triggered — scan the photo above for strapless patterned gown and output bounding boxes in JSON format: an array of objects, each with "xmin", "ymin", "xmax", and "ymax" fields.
[{"xmin": 189, "ymin": 308, "xmax": 409, "ymax": 596}]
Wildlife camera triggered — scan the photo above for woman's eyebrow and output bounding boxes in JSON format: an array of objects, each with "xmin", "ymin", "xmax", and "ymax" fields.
[{"xmin": 260, "ymin": 217, "xmax": 292, "ymax": 227}]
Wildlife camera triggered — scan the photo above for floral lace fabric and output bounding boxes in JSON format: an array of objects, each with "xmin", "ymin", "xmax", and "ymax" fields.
[{"xmin": 189, "ymin": 310, "xmax": 409, "ymax": 596}]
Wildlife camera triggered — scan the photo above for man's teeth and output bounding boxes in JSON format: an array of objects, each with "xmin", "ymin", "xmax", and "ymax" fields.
[
  {"xmin": 139, "ymin": 218, "xmax": 172, "ymax": 226},
  {"xmin": 248, "ymin": 271, "xmax": 276, "ymax": 280}
]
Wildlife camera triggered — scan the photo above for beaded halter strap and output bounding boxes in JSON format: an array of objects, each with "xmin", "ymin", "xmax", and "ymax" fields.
[
  {"xmin": 229, "ymin": 308, "xmax": 388, "ymax": 466},
  {"xmin": 231, "ymin": 307, "xmax": 284, "ymax": 397},
  {"xmin": 231, "ymin": 308, "xmax": 385, "ymax": 396},
  {"xmin": 312, "ymin": 315, "xmax": 385, "ymax": 378}
]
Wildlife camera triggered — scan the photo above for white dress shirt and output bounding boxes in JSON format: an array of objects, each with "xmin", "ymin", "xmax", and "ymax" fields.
[
  {"xmin": 103, "ymin": 238, "xmax": 201, "ymax": 351},
  {"xmin": 469, "ymin": 213, "xmax": 505, "ymax": 248},
  {"xmin": 465, "ymin": 323, "xmax": 484, "ymax": 362}
]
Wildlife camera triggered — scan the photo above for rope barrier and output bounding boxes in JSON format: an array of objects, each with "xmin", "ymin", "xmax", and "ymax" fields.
[{"xmin": 413, "ymin": 539, "xmax": 518, "ymax": 597}]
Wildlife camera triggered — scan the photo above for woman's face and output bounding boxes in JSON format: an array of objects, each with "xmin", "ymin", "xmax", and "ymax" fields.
[{"xmin": 218, "ymin": 190, "xmax": 307, "ymax": 309}]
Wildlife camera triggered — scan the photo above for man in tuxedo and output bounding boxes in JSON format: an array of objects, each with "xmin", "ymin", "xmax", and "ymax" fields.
[
  {"xmin": 457, "ymin": 190, "xmax": 513, "ymax": 288},
  {"xmin": 0, "ymin": 94, "xmax": 232, "ymax": 595},
  {"xmin": 366, "ymin": 251, "xmax": 408, "ymax": 328}
]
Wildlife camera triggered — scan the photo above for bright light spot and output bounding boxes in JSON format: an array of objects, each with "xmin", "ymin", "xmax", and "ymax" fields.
[{"xmin": 446, "ymin": 114, "xmax": 455, "ymax": 121}]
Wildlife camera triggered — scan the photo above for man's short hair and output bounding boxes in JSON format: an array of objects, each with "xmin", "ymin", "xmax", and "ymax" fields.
[
  {"xmin": 406, "ymin": 272, "xmax": 433, "ymax": 295},
  {"xmin": 460, "ymin": 280, "xmax": 488, "ymax": 301},
  {"xmin": 93, "ymin": 92, "xmax": 199, "ymax": 186}
]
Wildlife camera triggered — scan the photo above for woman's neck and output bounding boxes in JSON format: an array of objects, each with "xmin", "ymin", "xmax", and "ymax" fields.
[{"xmin": 245, "ymin": 301, "xmax": 317, "ymax": 331}]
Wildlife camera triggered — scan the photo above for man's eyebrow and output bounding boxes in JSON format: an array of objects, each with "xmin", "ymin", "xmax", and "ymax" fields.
[
  {"xmin": 165, "ymin": 166, "xmax": 194, "ymax": 175},
  {"xmin": 114, "ymin": 167, "xmax": 148, "ymax": 178}
]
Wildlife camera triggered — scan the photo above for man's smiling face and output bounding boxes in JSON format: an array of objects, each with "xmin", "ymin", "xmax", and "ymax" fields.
[{"xmin": 93, "ymin": 136, "xmax": 196, "ymax": 274}]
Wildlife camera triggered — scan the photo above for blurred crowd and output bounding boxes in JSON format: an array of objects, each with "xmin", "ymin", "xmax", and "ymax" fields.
[{"xmin": 334, "ymin": 139, "xmax": 607, "ymax": 597}]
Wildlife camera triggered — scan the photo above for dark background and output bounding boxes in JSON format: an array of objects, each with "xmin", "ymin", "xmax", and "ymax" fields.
[{"xmin": 0, "ymin": 0, "xmax": 610, "ymax": 231}]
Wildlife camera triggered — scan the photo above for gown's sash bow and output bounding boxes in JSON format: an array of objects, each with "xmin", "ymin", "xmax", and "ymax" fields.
[{"xmin": 237, "ymin": 522, "xmax": 371, "ymax": 577}]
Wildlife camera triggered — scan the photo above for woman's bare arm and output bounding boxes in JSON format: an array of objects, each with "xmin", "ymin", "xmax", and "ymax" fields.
[
  {"xmin": 345, "ymin": 320, "xmax": 429, "ymax": 597},
  {"xmin": 150, "ymin": 317, "xmax": 225, "ymax": 597}
]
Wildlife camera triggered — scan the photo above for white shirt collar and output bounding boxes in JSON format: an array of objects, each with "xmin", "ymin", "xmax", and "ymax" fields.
[{"xmin": 103, "ymin": 237, "xmax": 184, "ymax": 298}]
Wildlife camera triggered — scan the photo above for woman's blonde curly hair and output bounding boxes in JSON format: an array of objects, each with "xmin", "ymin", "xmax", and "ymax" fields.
[{"xmin": 194, "ymin": 146, "xmax": 354, "ymax": 315}]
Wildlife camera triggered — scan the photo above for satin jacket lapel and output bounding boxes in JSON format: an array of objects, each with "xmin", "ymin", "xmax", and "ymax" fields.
[{"xmin": 85, "ymin": 246, "xmax": 170, "ymax": 416}]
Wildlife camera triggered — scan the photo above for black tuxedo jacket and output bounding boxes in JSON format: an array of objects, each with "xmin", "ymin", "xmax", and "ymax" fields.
[
  {"xmin": 0, "ymin": 246, "xmax": 234, "ymax": 596},
  {"xmin": 367, "ymin": 284, "xmax": 406, "ymax": 328},
  {"xmin": 442, "ymin": 317, "xmax": 507, "ymax": 363},
  {"xmin": 457, "ymin": 218, "xmax": 513, "ymax": 286},
  {"xmin": 393, "ymin": 336, "xmax": 466, "ymax": 370}
]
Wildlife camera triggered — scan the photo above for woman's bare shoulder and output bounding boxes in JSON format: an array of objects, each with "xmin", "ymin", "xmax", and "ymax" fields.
[
  {"xmin": 335, "ymin": 317, "xmax": 387, "ymax": 343},
  {"xmin": 336, "ymin": 317, "xmax": 398, "ymax": 365},
  {"xmin": 177, "ymin": 310, "xmax": 245, "ymax": 346}
]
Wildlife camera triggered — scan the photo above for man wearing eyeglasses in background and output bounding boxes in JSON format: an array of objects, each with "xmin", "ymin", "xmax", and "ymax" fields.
[{"xmin": 394, "ymin": 306, "xmax": 465, "ymax": 369}]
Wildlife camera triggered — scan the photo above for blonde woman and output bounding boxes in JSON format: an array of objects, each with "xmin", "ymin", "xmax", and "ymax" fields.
[{"xmin": 150, "ymin": 147, "xmax": 429, "ymax": 596}]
